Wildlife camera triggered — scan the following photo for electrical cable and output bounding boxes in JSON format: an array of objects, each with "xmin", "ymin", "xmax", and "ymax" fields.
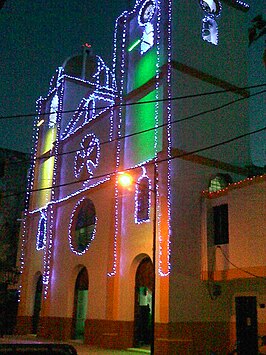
[
  {"xmin": 1, "ymin": 124, "xmax": 265, "ymax": 199},
  {"xmin": 207, "ymin": 247, "xmax": 220, "ymax": 300},
  {"xmin": 39, "ymin": 88, "xmax": 266, "ymax": 160},
  {"xmin": 217, "ymin": 246, "xmax": 266, "ymax": 280},
  {"xmin": 0, "ymin": 83, "xmax": 265, "ymax": 121},
  {"xmin": 2, "ymin": 88, "xmax": 265, "ymax": 166}
]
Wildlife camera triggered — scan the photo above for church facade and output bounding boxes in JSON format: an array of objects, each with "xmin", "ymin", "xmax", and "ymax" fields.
[{"xmin": 17, "ymin": 1, "xmax": 265, "ymax": 354}]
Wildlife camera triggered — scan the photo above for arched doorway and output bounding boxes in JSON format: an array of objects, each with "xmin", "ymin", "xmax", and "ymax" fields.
[
  {"xmin": 32, "ymin": 274, "xmax": 43, "ymax": 334},
  {"xmin": 134, "ymin": 257, "xmax": 154, "ymax": 348},
  {"xmin": 72, "ymin": 267, "xmax": 88, "ymax": 340}
]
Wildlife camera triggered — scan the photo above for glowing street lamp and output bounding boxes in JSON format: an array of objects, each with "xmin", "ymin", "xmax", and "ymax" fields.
[{"xmin": 118, "ymin": 172, "xmax": 134, "ymax": 188}]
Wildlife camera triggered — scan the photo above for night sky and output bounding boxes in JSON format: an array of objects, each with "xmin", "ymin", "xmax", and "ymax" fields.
[{"xmin": 0, "ymin": 0, "xmax": 130, "ymax": 153}]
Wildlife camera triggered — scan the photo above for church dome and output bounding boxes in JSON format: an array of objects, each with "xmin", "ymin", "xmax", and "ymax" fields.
[{"xmin": 62, "ymin": 45, "xmax": 116, "ymax": 90}]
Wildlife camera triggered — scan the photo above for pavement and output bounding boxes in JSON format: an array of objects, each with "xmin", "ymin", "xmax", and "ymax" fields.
[{"xmin": 0, "ymin": 335, "xmax": 151, "ymax": 355}]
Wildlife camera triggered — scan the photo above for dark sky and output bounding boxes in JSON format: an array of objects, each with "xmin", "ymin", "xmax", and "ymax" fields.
[{"xmin": 0, "ymin": 0, "xmax": 130, "ymax": 153}]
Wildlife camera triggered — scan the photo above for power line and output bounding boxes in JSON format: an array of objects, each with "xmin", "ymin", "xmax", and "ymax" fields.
[
  {"xmin": 2, "ymin": 124, "xmax": 265, "ymax": 199},
  {"xmin": 165, "ymin": 126, "xmax": 266, "ymax": 165},
  {"xmin": 0, "ymin": 83, "xmax": 265, "ymax": 121},
  {"xmin": 217, "ymin": 246, "xmax": 266, "ymax": 280},
  {"xmin": 54, "ymin": 88, "xmax": 266, "ymax": 158},
  {"xmin": 3, "ymin": 88, "xmax": 265, "ymax": 167},
  {"xmin": 48, "ymin": 88, "xmax": 266, "ymax": 161}
]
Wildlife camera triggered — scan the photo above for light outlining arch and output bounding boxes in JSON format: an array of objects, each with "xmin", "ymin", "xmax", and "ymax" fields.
[
  {"xmin": 138, "ymin": 0, "xmax": 157, "ymax": 26},
  {"xmin": 107, "ymin": 10, "xmax": 128, "ymax": 277},
  {"xmin": 68, "ymin": 197, "xmax": 97, "ymax": 256},
  {"xmin": 42, "ymin": 67, "xmax": 65, "ymax": 298},
  {"xmin": 17, "ymin": 67, "xmax": 65, "ymax": 301},
  {"xmin": 108, "ymin": 0, "xmax": 172, "ymax": 277},
  {"xmin": 135, "ymin": 166, "xmax": 151, "ymax": 224},
  {"xmin": 158, "ymin": 0, "xmax": 172, "ymax": 277},
  {"xmin": 36, "ymin": 210, "xmax": 47, "ymax": 250}
]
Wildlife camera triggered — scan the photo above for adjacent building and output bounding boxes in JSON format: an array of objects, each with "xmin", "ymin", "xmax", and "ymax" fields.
[
  {"xmin": 0, "ymin": 148, "xmax": 29, "ymax": 334},
  {"xmin": 17, "ymin": 1, "xmax": 265, "ymax": 354}
]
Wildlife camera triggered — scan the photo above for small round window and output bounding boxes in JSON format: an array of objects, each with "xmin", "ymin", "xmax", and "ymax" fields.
[
  {"xmin": 69, "ymin": 198, "xmax": 97, "ymax": 255},
  {"xmin": 208, "ymin": 173, "xmax": 232, "ymax": 192}
]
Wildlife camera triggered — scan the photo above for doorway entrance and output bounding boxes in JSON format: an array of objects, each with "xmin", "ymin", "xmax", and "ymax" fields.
[
  {"xmin": 134, "ymin": 257, "xmax": 154, "ymax": 348},
  {"xmin": 235, "ymin": 296, "xmax": 258, "ymax": 355},
  {"xmin": 72, "ymin": 267, "xmax": 88, "ymax": 340},
  {"xmin": 32, "ymin": 274, "xmax": 43, "ymax": 334}
]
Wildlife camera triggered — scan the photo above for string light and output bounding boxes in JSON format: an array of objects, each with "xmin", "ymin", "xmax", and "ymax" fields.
[
  {"xmin": 18, "ymin": 0, "xmax": 180, "ymax": 291},
  {"xmin": 137, "ymin": 0, "xmax": 157, "ymax": 55},
  {"xmin": 107, "ymin": 0, "xmax": 172, "ymax": 277},
  {"xmin": 63, "ymin": 54, "xmax": 117, "ymax": 92},
  {"xmin": 107, "ymin": 11, "xmax": 128, "ymax": 277},
  {"xmin": 202, "ymin": 174, "xmax": 265, "ymax": 198},
  {"xmin": 29, "ymin": 178, "xmax": 111, "ymax": 215},
  {"xmin": 42, "ymin": 68, "xmax": 65, "ymax": 298},
  {"xmin": 43, "ymin": 204, "xmax": 54, "ymax": 292},
  {"xmin": 108, "ymin": 0, "xmax": 163, "ymax": 275},
  {"xmin": 158, "ymin": 0, "xmax": 172, "ymax": 277},
  {"xmin": 16, "ymin": 0, "xmax": 255, "ymax": 307},
  {"xmin": 229, "ymin": 0, "xmax": 250, "ymax": 11},
  {"xmin": 108, "ymin": 2, "xmax": 157, "ymax": 276},
  {"xmin": 74, "ymin": 133, "xmax": 101, "ymax": 180},
  {"xmin": 17, "ymin": 82, "xmax": 47, "ymax": 301},
  {"xmin": 134, "ymin": 167, "xmax": 151, "ymax": 224},
  {"xmin": 68, "ymin": 197, "xmax": 98, "ymax": 256},
  {"xmin": 61, "ymin": 92, "xmax": 115, "ymax": 140},
  {"xmin": 137, "ymin": 0, "xmax": 157, "ymax": 25},
  {"xmin": 17, "ymin": 55, "xmax": 116, "ymax": 295},
  {"xmin": 36, "ymin": 211, "xmax": 47, "ymax": 250}
]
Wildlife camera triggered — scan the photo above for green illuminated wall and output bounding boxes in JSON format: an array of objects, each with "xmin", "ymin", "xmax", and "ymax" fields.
[
  {"xmin": 125, "ymin": 47, "xmax": 162, "ymax": 168},
  {"xmin": 134, "ymin": 48, "xmax": 157, "ymax": 88}
]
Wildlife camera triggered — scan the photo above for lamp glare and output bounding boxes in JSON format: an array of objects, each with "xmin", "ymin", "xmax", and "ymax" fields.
[{"xmin": 118, "ymin": 173, "xmax": 133, "ymax": 187}]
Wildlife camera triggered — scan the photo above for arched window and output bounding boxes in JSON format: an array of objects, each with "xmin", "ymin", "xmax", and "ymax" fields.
[
  {"xmin": 36, "ymin": 214, "xmax": 46, "ymax": 250},
  {"xmin": 208, "ymin": 173, "xmax": 232, "ymax": 192},
  {"xmin": 135, "ymin": 171, "xmax": 151, "ymax": 223}
]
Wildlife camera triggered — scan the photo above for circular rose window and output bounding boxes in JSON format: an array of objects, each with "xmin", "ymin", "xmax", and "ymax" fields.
[{"xmin": 69, "ymin": 198, "xmax": 97, "ymax": 255}]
